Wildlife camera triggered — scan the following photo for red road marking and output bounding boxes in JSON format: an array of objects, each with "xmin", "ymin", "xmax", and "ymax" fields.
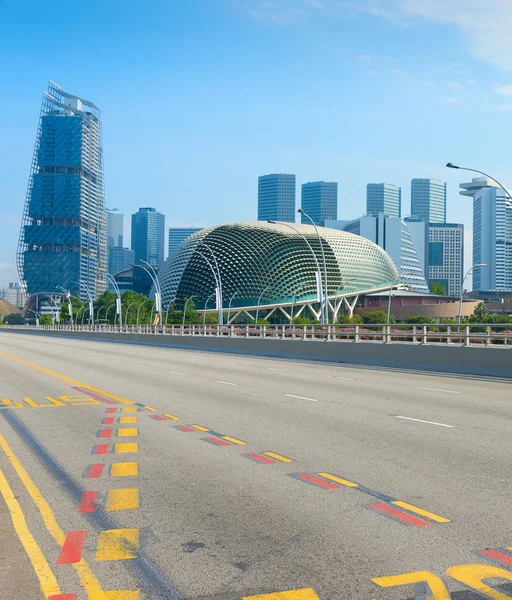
[
  {"xmin": 106, "ymin": 408, "xmax": 117, "ymax": 414},
  {"xmin": 87, "ymin": 464, "xmax": 104, "ymax": 479},
  {"xmin": 99, "ymin": 428, "xmax": 112, "ymax": 439},
  {"xmin": 72, "ymin": 386, "xmax": 117, "ymax": 405},
  {"xmin": 175, "ymin": 425, "xmax": 196, "ymax": 432},
  {"xmin": 78, "ymin": 491, "xmax": 98, "ymax": 513},
  {"xmin": 298, "ymin": 474, "xmax": 341, "ymax": 489},
  {"xmin": 151, "ymin": 415, "xmax": 169, "ymax": 421},
  {"xmin": 481, "ymin": 549, "xmax": 512, "ymax": 566},
  {"xmin": 204, "ymin": 437, "xmax": 232, "ymax": 446},
  {"xmin": 245, "ymin": 453, "xmax": 278, "ymax": 464},
  {"xmin": 103, "ymin": 417, "xmax": 115, "ymax": 425},
  {"xmin": 370, "ymin": 503, "xmax": 430, "ymax": 526},
  {"xmin": 94, "ymin": 444, "xmax": 109, "ymax": 455},
  {"xmin": 57, "ymin": 531, "xmax": 87, "ymax": 564},
  {"xmin": 48, "ymin": 595, "xmax": 76, "ymax": 600}
]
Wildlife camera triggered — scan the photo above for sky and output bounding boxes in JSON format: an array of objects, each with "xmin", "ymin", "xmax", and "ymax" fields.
[{"xmin": 1, "ymin": 0, "xmax": 511, "ymax": 288}]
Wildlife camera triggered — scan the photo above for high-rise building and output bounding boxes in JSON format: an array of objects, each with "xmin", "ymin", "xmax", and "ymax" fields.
[
  {"xmin": 258, "ymin": 174, "xmax": 296, "ymax": 222},
  {"xmin": 427, "ymin": 223, "xmax": 464, "ymax": 297},
  {"xmin": 300, "ymin": 181, "xmax": 337, "ymax": 225},
  {"xmin": 471, "ymin": 187, "xmax": 512, "ymax": 292},
  {"xmin": 18, "ymin": 81, "xmax": 107, "ymax": 301},
  {"xmin": 107, "ymin": 209, "xmax": 123, "ymax": 248},
  {"xmin": 366, "ymin": 183, "xmax": 401, "ymax": 218},
  {"xmin": 410, "ymin": 178, "xmax": 447, "ymax": 223},
  {"xmin": 342, "ymin": 214, "xmax": 429, "ymax": 292},
  {"xmin": 108, "ymin": 248, "xmax": 135, "ymax": 277},
  {"xmin": 0, "ymin": 282, "xmax": 26, "ymax": 308},
  {"xmin": 459, "ymin": 177, "xmax": 501, "ymax": 197},
  {"xmin": 131, "ymin": 207, "xmax": 165, "ymax": 267},
  {"xmin": 168, "ymin": 227, "xmax": 203, "ymax": 256}
]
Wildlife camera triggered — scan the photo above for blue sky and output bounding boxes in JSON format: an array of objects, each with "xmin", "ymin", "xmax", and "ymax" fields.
[{"xmin": 1, "ymin": 0, "xmax": 511, "ymax": 287}]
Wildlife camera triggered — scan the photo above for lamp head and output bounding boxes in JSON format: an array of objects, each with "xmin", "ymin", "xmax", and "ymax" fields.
[
  {"xmin": 267, "ymin": 220, "xmax": 276, "ymax": 224},
  {"xmin": 446, "ymin": 162, "xmax": 459, "ymax": 169},
  {"xmin": 473, "ymin": 263, "xmax": 487, "ymax": 269},
  {"xmin": 298, "ymin": 208, "xmax": 304, "ymax": 214}
]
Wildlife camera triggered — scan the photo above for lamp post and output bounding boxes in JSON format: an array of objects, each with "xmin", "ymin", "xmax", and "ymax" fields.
[
  {"xmin": 125, "ymin": 302, "xmax": 137, "ymax": 326},
  {"xmin": 203, "ymin": 292, "xmax": 215, "ymax": 326},
  {"xmin": 131, "ymin": 262, "xmax": 162, "ymax": 325},
  {"xmin": 290, "ymin": 284, "xmax": 306, "ymax": 325},
  {"xmin": 268, "ymin": 220, "xmax": 325, "ymax": 325},
  {"xmin": 105, "ymin": 303, "xmax": 115, "ymax": 323},
  {"xmin": 227, "ymin": 290, "xmax": 239, "ymax": 325},
  {"xmin": 165, "ymin": 299, "xmax": 176, "ymax": 325},
  {"xmin": 458, "ymin": 263, "xmax": 487, "ymax": 324},
  {"xmin": 182, "ymin": 296, "xmax": 197, "ymax": 327},
  {"xmin": 73, "ymin": 281, "xmax": 94, "ymax": 326},
  {"xmin": 192, "ymin": 250, "xmax": 223, "ymax": 325},
  {"xmin": 136, "ymin": 299, "xmax": 152, "ymax": 325},
  {"xmin": 446, "ymin": 163, "xmax": 511, "ymax": 200},
  {"xmin": 56, "ymin": 285, "xmax": 73, "ymax": 324},
  {"xmin": 26, "ymin": 309, "xmax": 41, "ymax": 326},
  {"xmin": 199, "ymin": 243, "xmax": 223, "ymax": 325},
  {"xmin": 96, "ymin": 305, "xmax": 106, "ymax": 322},
  {"xmin": 298, "ymin": 209, "xmax": 328, "ymax": 325},
  {"xmin": 255, "ymin": 286, "xmax": 271, "ymax": 325},
  {"xmin": 106, "ymin": 273, "xmax": 122, "ymax": 326}
]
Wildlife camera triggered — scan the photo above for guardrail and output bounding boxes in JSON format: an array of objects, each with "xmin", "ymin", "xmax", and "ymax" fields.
[{"xmin": 32, "ymin": 323, "xmax": 512, "ymax": 347}]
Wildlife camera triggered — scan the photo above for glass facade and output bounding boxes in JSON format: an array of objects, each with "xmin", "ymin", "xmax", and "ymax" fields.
[
  {"xmin": 107, "ymin": 210, "xmax": 123, "ymax": 248},
  {"xmin": 131, "ymin": 207, "xmax": 165, "ymax": 267},
  {"xmin": 168, "ymin": 227, "xmax": 203, "ymax": 256},
  {"xmin": 411, "ymin": 178, "xmax": 447, "ymax": 224},
  {"xmin": 428, "ymin": 223, "xmax": 463, "ymax": 296},
  {"xmin": 258, "ymin": 174, "xmax": 296, "ymax": 222},
  {"xmin": 366, "ymin": 183, "xmax": 401, "ymax": 218},
  {"xmin": 300, "ymin": 181, "xmax": 337, "ymax": 225},
  {"xmin": 18, "ymin": 81, "xmax": 107, "ymax": 301}
]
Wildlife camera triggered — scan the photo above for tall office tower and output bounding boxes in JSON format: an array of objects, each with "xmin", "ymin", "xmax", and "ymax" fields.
[
  {"xmin": 108, "ymin": 248, "xmax": 135, "ymax": 278},
  {"xmin": 300, "ymin": 181, "xmax": 337, "ymax": 225},
  {"xmin": 410, "ymin": 178, "xmax": 447, "ymax": 223},
  {"xmin": 343, "ymin": 214, "xmax": 429, "ymax": 292},
  {"xmin": 427, "ymin": 223, "xmax": 464, "ymax": 296},
  {"xmin": 459, "ymin": 176, "xmax": 501, "ymax": 197},
  {"xmin": 131, "ymin": 207, "xmax": 165, "ymax": 267},
  {"xmin": 168, "ymin": 227, "xmax": 203, "ymax": 256},
  {"xmin": 18, "ymin": 81, "xmax": 107, "ymax": 301},
  {"xmin": 258, "ymin": 174, "xmax": 296, "ymax": 222},
  {"xmin": 107, "ymin": 209, "xmax": 123, "ymax": 248},
  {"xmin": 472, "ymin": 187, "xmax": 512, "ymax": 292},
  {"xmin": 366, "ymin": 183, "xmax": 402, "ymax": 218}
]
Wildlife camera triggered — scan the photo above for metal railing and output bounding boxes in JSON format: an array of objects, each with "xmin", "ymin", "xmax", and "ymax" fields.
[{"xmin": 29, "ymin": 323, "xmax": 512, "ymax": 347}]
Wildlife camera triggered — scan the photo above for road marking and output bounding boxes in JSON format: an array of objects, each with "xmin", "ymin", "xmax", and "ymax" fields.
[
  {"xmin": 111, "ymin": 462, "xmax": 138, "ymax": 477},
  {"xmin": 57, "ymin": 531, "xmax": 87, "ymax": 564},
  {"xmin": 103, "ymin": 418, "xmax": 115, "ymax": 425},
  {"xmin": 136, "ymin": 365, "xmax": 148, "ymax": 369},
  {"xmin": 284, "ymin": 394, "xmax": 318, "ymax": 402},
  {"xmin": 222, "ymin": 436, "xmax": 246, "ymax": 445},
  {"xmin": 164, "ymin": 413, "xmax": 180, "ymax": 421},
  {"xmin": 117, "ymin": 428, "xmax": 138, "ymax": 437},
  {"xmin": 95, "ymin": 528, "xmax": 139, "ymax": 561},
  {"xmin": 121, "ymin": 407, "xmax": 137, "ymax": 413},
  {"xmin": 295, "ymin": 473, "xmax": 340, "ymax": 489},
  {"xmin": 267, "ymin": 368, "xmax": 286, "ymax": 372},
  {"xmin": 394, "ymin": 415, "xmax": 454, "ymax": 428},
  {"xmin": 112, "ymin": 360, "xmax": 120, "ymax": 363},
  {"xmin": 481, "ymin": 549, "xmax": 512, "ymax": 567},
  {"xmin": 0, "ymin": 434, "xmax": 105, "ymax": 595},
  {"xmin": 175, "ymin": 425, "xmax": 196, "ymax": 432},
  {"xmin": 243, "ymin": 589, "xmax": 320, "ymax": 599},
  {"xmin": 203, "ymin": 437, "xmax": 232, "ymax": 446},
  {"xmin": 392, "ymin": 501, "xmax": 450, "ymax": 523},
  {"xmin": 99, "ymin": 428, "xmax": 113, "ymax": 438},
  {"xmin": 0, "ymin": 463, "xmax": 62, "ymax": 597},
  {"xmin": 88, "ymin": 592, "xmax": 140, "ymax": 600},
  {"xmin": 244, "ymin": 453, "xmax": 278, "ymax": 464},
  {"xmin": 328, "ymin": 375, "xmax": 356, "ymax": 380},
  {"xmin": 370, "ymin": 503, "xmax": 430, "ymax": 526},
  {"xmin": 78, "ymin": 491, "xmax": 98, "ymax": 513},
  {"xmin": 415, "ymin": 386, "xmax": 460, "ymax": 394},
  {"xmin": 190, "ymin": 424, "xmax": 210, "ymax": 432},
  {"xmin": 94, "ymin": 444, "xmax": 109, "ymax": 455},
  {"xmin": 119, "ymin": 417, "xmax": 137, "ymax": 424},
  {"xmin": 115, "ymin": 443, "xmax": 138, "ymax": 454},
  {"xmin": 87, "ymin": 464, "xmax": 105, "ymax": 479},
  {"xmin": 317, "ymin": 472, "xmax": 359, "ymax": 487},
  {"xmin": 142, "ymin": 405, "xmax": 157, "ymax": 412},
  {"xmin": 169, "ymin": 371, "xmax": 184, "ymax": 376},
  {"xmin": 105, "ymin": 488, "xmax": 139, "ymax": 511},
  {"xmin": 216, "ymin": 380, "xmax": 237, "ymax": 386},
  {"xmin": 77, "ymin": 353, "xmax": 82, "ymax": 355},
  {"xmin": 262, "ymin": 452, "xmax": 293, "ymax": 463}
]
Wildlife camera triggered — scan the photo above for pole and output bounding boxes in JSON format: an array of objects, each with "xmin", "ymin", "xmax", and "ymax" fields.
[
  {"xmin": 227, "ymin": 290, "xmax": 239, "ymax": 325},
  {"xmin": 182, "ymin": 296, "xmax": 197, "ymax": 326},
  {"xmin": 256, "ymin": 286, "xmax": 270, "ymax": 325},
  {"xmin": 192, "ymin": 250, "xmax": 222, "ymax": 323},
  {"xmin": 105, "ymin": 303, "xmax": 115, "ymax": 323},
  {"xmin": 290, "ymin": 284, "xmax": 306, "ymax": 325},
  {"xmin": 136, "ymin": 299, "xmax": 151, "ymax": 325},
  {"xmin": 56, "ymin": 285, "xmax": 74, "ymax": 324},
  {"xmin": 203, "ymin": 292, "xmax": 215, "ymax": 326},
  {"xmin": 200, "ymin": 244, "xmax": 223, "ymax": 325},
  {"xmin": 106, "ymin": 273, "xmax": 122, "ymax": 326},
  {"xmin": 141, "ymin": 260, "xmax": 163, "ymax": 326},
  {"xmin": 165, "ymin": 299, "xmax": 176, "ymax": 325},
  {"xmin": 125, "ymin": 302, "xmax": 136, "ymax": 326}
]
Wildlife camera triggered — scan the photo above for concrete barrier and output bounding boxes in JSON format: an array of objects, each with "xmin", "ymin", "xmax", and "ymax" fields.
[{"xmin": 2, "ymin": 327, "xmax": 511, "ymax": 379}]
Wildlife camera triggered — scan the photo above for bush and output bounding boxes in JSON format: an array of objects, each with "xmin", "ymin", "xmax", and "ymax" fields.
[
  {"xmin": 5, "ymin": 313, "xmax": 25, "ymax": 324},
  {"xmin": 362, "ymin": 310, "xmax": 394, "ymax": 324},
  {"xmin": 39, "ymin": 314, "xmax": 53, "ymax": 325},
  {"xmin": 339, "ymin": 314, "xmax": 363, "ymax": 324},
  {"xmin": 405, "ymin": 316, "xmax": 436, "ymax": 324}
]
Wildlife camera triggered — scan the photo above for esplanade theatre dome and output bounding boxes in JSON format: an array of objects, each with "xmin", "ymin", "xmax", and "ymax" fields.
[{"xmin": 159, "ymin": 221, "xmax": 397, "ymax": 313}]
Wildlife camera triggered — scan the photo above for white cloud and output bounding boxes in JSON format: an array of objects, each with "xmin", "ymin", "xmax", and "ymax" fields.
[{"xmin": 494, "ymin": 84, "xmax": 512, "ymax": 96}]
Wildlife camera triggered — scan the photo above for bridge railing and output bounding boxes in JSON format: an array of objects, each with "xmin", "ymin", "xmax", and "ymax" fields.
[{"xmin": 33, "ymin": 323, "xmax": 512, "ymax": 347}]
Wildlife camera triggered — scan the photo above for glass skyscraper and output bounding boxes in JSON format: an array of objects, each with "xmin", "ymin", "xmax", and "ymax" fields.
[
  {"xmin": 131, "ymin": 207, "xmax": 165, "ymax": 267},
  {"xmin": 258, "ymin": 174, "xmax": 296, "ymax": 222},
  {"xmin": 18, "ymin": 81, "xmax": 107, "ymax": 301},
  {"xmin": 168, "ymin": 227, "xmax": 203, "ymax": 255},
  {"xmin": 366, "ymin": 183, "xmax": 402, "ymax": 218},
  {"xmin": 107, "ymin": 209, "xmax": 123, "ymax": 248},
  {"xmin": 301, "ymin": 181, "xmax": 337, "ymax": 225},
  {"xmin": 411, "ymin": 178, "xmax": 447, "ymax": 223}
]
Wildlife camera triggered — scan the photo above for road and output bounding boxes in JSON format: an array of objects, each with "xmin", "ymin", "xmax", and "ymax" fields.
[{"xmin": 0, "ymin": 330, "xmax": 511, "ymax": 600}]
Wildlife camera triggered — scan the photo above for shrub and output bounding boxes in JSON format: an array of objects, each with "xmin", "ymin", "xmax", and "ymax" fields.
[{"xmin": 362, "ymin": 310, "xmax": 394, "ymax": 324}]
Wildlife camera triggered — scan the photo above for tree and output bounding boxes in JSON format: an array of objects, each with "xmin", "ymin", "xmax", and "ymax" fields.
[
  {"xmin": 60, "ymin": 295, "xmax": 83, "ymax": 323},
  {"xmin": 5, "ymin": 313, "xmax": 25, "ymax": 325},
  {"xmin": 362, "ymin": 310, "xmax": 394, "ymax": 324},
  {"xmin": 339, "ymin": 314, "xmax": 363, "ymax": 324},
  {"xmin": 39, "ymin": 314, "xmax": 53, "ymax": 325},
  {"xmin": 430, "ymin": 282, "xmax": 447, "ymax": 296},
  {"xmin": 473, "ymin": 302, "xmax": 488, "ymax": 323},
  {"xmin": 405, "ymin": 316, "xmax": 435, "ymax": 324}
]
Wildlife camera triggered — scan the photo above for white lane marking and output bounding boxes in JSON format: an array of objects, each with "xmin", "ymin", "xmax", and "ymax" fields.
[
  {"xmin": 226, "ymin": 362, "xmax": 238, "ymax": 366},
  {"xmin": 112, "ymin": 360, "xmax": 120, "ymax": 363},
  {"xmin": 267, "ymin": 368, "xmax": 286, "ymax": 372},
  {"xmin": 169, "ymin": 371, "xmax": 184, "ymax": 376},
  {"xmin": 216, "ymin": 380, "xmax": 237, "ymax": 386},
  {"xmin": 137, "ymin": 365, "xmax": 148, "ymax": 369},
  {"xmin": 284, "ymin": 394, "xmax": 319, "ymax": 402},
  {"xmin": 415, "ymin": 386, "xmax": 459, "ymax": 394},
  {"xmin": 76, "ymin": 353, "xmax": 82, "ymax": 356},
  {"xmin": 328, "ymin": 375, "xmax": 356, "ymax": 381},
  {"xmin": 394, "ymin": 415, "xmax": 454, "ymax": 428}
]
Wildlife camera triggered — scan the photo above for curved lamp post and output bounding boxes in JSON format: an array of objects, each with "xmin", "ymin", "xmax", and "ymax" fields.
[
  {"xmin": 255, "ymin": 286, "xmax": 271, "ymax": 325},
  {"xmin": 446, "ymin": 163, "xmax": 511, "ymax": 199},
  {"xmin": 458, "ymin": 263, "xmax": 487, "ymax": 324},
  {"xmin": 199, "ymin": 243, "xmax": 223, "ymax": 325},
  {"xmin": 106, "ymin": 273, "xmax": 122, "ymax": 326},
  {"xmin": 182, "ymin": 296, "xmax": 197, "ymax": 326},
  {"xmin": 105, "ymin": 303, "xmax": 115, "ymax": 323},
  {"xmin": 192, "ymin": 250, "xmax": 223, "ymax": 325},
  {"xmin": 227, "ymin": 289, "xmax": 239, "ymax": 325},
  {"xmin": 136, "ymin": 299, "xmax": 152, "ymax": 325},
  {"xmin": 203, "ymin": 292, "xmax": 215, "ymax": 326},
  {"xmin": 290, "ymin": 284, "xmax": 306, "ymax": 325},
  {"xmin": 96, "ymin": 305, "xmax": 106, "ymax": 322},
  {"xmin": 131, "ymin": 261, "xmax": 162, "ymax": 325},
  {"xmin": 165, "ymin": 299, "xmax": 176, "ymax": 325},
  {"xmin": 124, "ymin": 301, "xmax": 137, "ymax": 326},
  {"xmin": 73, "ymin": 281, "xmax": 94, "ymax": 326},
  {"xmin": 56, "ymin": 285, "xmax": 74, "ymax": 324}
]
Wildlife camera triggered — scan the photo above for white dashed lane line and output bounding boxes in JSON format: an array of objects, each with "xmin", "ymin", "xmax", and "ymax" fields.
[
  {"xmin": 393, "ymin": 415, "xmax": 454, "ymax": 428},
  {"xmin": 415, "ymin": 386, "xmax": 459, "ymax": 394},
  {"xmin": 283, "ymin": 394, "xmax": 319, "ymax": 402},
  {"xmin": 216, "ymin": 381, "xmax": 237, "ymax": 386}
]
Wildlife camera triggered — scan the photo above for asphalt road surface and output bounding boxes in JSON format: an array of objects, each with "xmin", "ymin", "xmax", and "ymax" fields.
[{"xmin": 0, "ymin": 330, "xmax": 511, "ymax": 600}]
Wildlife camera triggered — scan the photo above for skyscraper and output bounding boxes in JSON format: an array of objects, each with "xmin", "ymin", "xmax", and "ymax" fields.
[
  {"xmin": 428, "ymin": 223, "xmax": 464, "ymax": 296},
  {"xmin": 168, "ymin": 227, "xmax": 203, "ymax": 255},
  {"xmin": 258, "ymin": 174, "xmax": 296, "ymax": 222},
  {"xmin": 131, "ymin": 207, "xmax": 165, "ymax": 267},
  {"xmin": 366, "ymin": 183, "xmax": 401, "ymax": 218},
  {"xmin": 107, "ymin": 209, "xmax": 123, "ymax": 248},
  {"xmin": 18, "ymin": 81, "xmax": 107, "ymax": 301},
  {"xmin": 410, "ymin": 178, "xmax": 447, "ymax": 223},
  {"xmin": 300, "ymin": 181, "xmax": 337, "ymax": 225}
]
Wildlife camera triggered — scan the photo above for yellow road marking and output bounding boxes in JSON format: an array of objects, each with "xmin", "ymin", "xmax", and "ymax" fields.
[
  {"xmin": 121, "ymin": 407, "xmax": 138, "ymax": 413},
  {"xmin": 105, "ymin": 488, "xmax": 139, "ymax": 511},
  {"xmin": 89, "ymin": 592, "xmax": 140, "ymax": 600},
  {"xmin": 115, "ymin": 443, "xmax": 138, "ymax": 454},
  {"xmin": 372, "ymin": 571, "xmax": 450, "ymax": 599},
  {"xmin": 142, "ymin": 405, "xmax": 157, "ymax": 411},
  {"xmin": 111, "ymin": 462, "xmax": 138, "ymax": 477},
  {"xmin": 447, "ymin": 564, "xmax": 512, "ymax": 600},
  {"xmin": 222, "ymin": 436, "xmax": 246, "ymax": 445},
  {"xmin": 119, "ymin": 417, "xmax": 137, "ymax": 424},
  {"xmin": 0, "ymin": 398, "xmax": 24, "ymax": 409},
  {"xmin": 96, "ymin": 528, "xmax": 139, "ymax": 561},
  {"xmin": 262, "ymin": 452, "xmax": 293, "ymax": 463},
  {"xmin": 317, "ymin": 473, "xmax": 359, "ymax": 487},
  {"xmin": 117, "ymin": 428, "xmax": 138, "ymax": 437},
  {"xmin": 22, "ymin": 396, "xmax": 64, "ymax": 407},
  {"xmin": 0, "ymin": 351, "xmax": 134, "ymax": 404},
  {"xmin": 392, "ymin": 501, "xmax": 450, "ymax": 523},
  {"xmin": 243, "ymin": 589, "xmax": 320, "ymax": 599},
  {"xmin": 0, "ymin": 434, "xmax": 105, "ymax": 595},
  {"xmin": 0, "ymin": 464, "xmax": 61, "ymax": 598},
  {"xmin": 164, "ymin": 413, "xmax": 180, "ymax": 421},
  {"xmin": 191, "ymin": 425, "xmax": 209, "ymax": 432}
]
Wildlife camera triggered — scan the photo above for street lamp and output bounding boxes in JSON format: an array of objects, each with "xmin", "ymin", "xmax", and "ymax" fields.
[
  {"xmin": 203, "ymin": 292, "xmax": 216, "ymax": 326},
  {"xmin": 105, "ymin": 303, "xmax": 115, "ymax": 323},
  {"xmin": 255, "ymin": 286, "xmax": 271, "ymax": 325},
  {"xmin": 290, "ymin": 284, "xmax": 306, "ymax": 325},
  {"xmin": 131, "ymin": 262, "xmax": 163, "ymax": 325},
  {"xmin": 136, "ymin": 299, "xmax": 152, "ymax": 325},
  {"xmin": 199, "ymin": 243, "xmax": 223, "ymax": 325},
  {"xmin": 446, "ymin": 163, "xmax": 511, "ymax": 200},
  {"xmin": 96, "ymin": 304, "xmax": 106, "ymax": 322},
  {"xmin": 125, "ymin": 301, "xmax": 137, "ymax": 326},
  {"xmin": 165, "ymin": 299, "xmax": 176, "ymax": 325},
  {"xmin": 268, "ymin": 220, "xmax": 326, "ymax": 325},
  {"xmin": 182, "ymin": 296, "xmax": 197, "ymax": 327},
  {"xmin": 298, "ymin": 209, "xmax": 329, "ymax": 326},
  {"xmin": 227, "ymin": 290, "xmax": 239, "ymax": 325},
  {"xmin": 56, "ymin": 285, "xmax": 74, "ymax": 324},
  {"xmin": 458, "ymin": 263, "xmax": 487, "ymax": 324},
  {"xmin": 73, "ymin": 281, "xmax": 94, "ymax": 326},
  {"xmin": 192, "ymin": 250, "xmax": 223, "ymax": 325},
  {"xmin": 106, "ymin": 274, "xmax": 122, "ymax": 326}
]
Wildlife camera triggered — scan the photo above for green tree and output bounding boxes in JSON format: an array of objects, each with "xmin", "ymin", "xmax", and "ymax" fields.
[
  {"xmin": 39, "ymin": 314, "xmax": 53, "ymax": 325},
  {"xmin": 293, "ymin": 316, "xmax": 313, "ymax": 325},
  {"xmin": 339, "ymin": 314, "xmax": 363, "ymax": 324},
  {"xmin": 362, "ymin": 310, "xmax": 394, "ymax": 324},
  {"xmin": 60, "ymin": 295, "xmax": 83, "ymax": 323},
  {"xmin": 405, "ymin": 316, "xmax": 435, "ymax": 324},
  {"xmin": 6, "ymin": 313, "xmax": 25, "ymax": 324},
  {"xmin": 473, "ymin": 302, "xmax": 488, "ymax": 323},
  {"xmin": 430, "ymin": 282, "xmax": 447, "ymax": 296}
]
